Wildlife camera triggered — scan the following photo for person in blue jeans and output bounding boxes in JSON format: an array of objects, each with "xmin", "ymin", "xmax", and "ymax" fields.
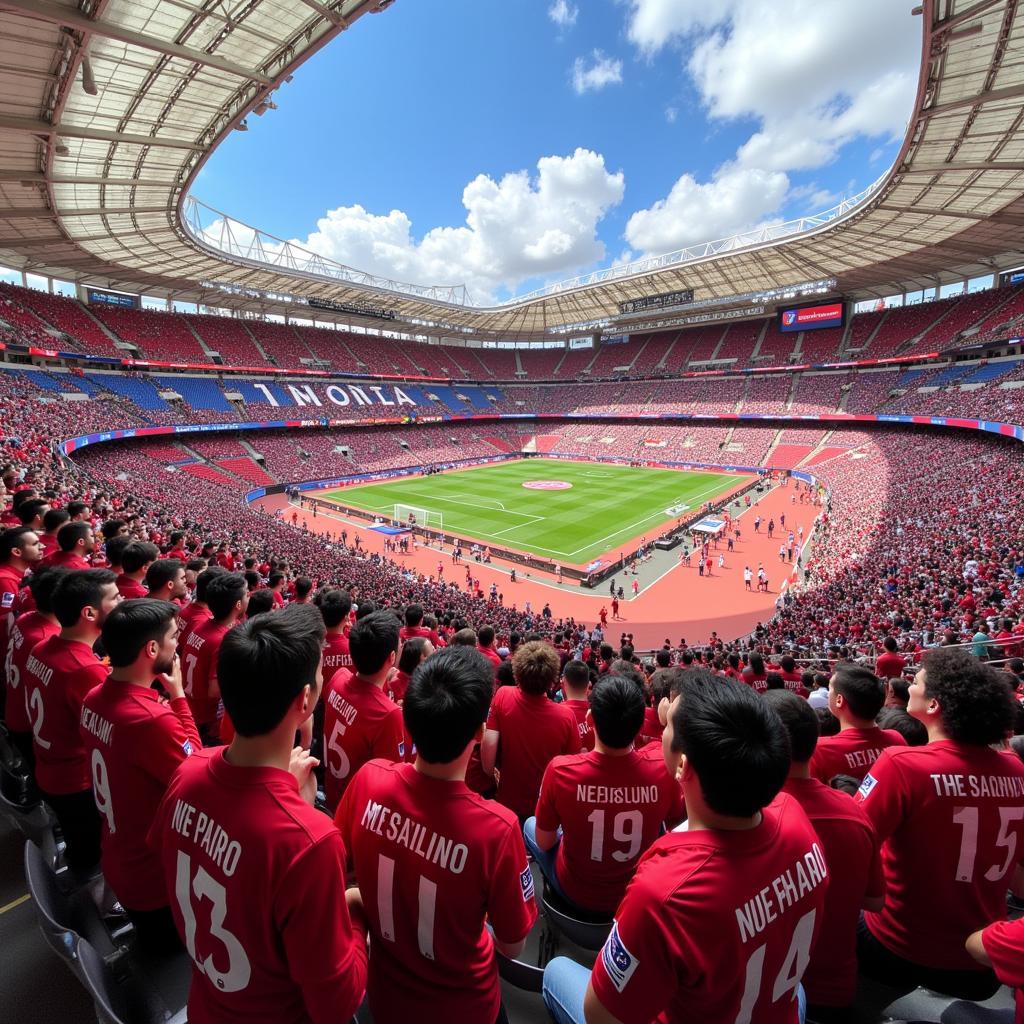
[{"xmin": 542, "ymin": 670, "xmax": 820, "ymax": 1024}]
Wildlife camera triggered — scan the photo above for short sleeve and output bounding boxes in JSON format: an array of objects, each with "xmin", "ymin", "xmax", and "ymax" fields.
[
  {"xmin": 854, "ymin": 749, "xmax": 908, "ymax": 842},
  {"xmin": 485, "ymin": 690, "xmax": 504, "ymax": 731},
  {"xmin": 590, "ymin": 874, "xmax": 680, "ymax": 1023},
  {"xmin": 486, "ymin": 824, "xmax": 538, "ymax": 945},
  {"xmin": 275, "ymin": 831, "xmax": 367, "ymax": 1024},
  {"xmin": 982, "ymin": 917, "xmax": 1024, "ymax": 989},
  {"xmin": 534, "ymin": 762, "xmax": 562, "ymax": 831},
  {"xmin": 138, "ymin": 703, "xmax": 199, "ymax": 786}
]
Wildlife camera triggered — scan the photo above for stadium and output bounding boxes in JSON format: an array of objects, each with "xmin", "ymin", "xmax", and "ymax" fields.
[{"xmin": 1, "ymin": 0, "xmax": 1024, "ymax": 1021}]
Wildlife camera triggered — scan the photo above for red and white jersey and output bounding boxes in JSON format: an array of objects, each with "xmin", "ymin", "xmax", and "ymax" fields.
[
  {"xmin": 590, "ymin": 793, "xmax": 827, "ymax": 1024},
  {"xmin": 336, "ymin": 760, "xmax": 537, "ymax": 1024},
  {"xmin": 781, "ymin": 776, "xmax": 883, "ymax": 1007},
  {"xmin": 857, "ymin": 740, "xmax": 1024, "ymax": 971},
  {"xmin": 536, "ymin": 749, "xmax": 684, "ymax": 913},
  {"xmin": 321, "ymin": 632, "xmax": 351, "ymax": 676},
  {"xmin": 981, "ymin": 916, "xmax": 1024, "ymax": 1024},
  {"xmin": 809, "ymin": 726, "xmax": 907, "ymax": 783},
  {"xmin": 177, "ymin": 601, "xmax": 211, "ymax": 647},
  {"xmin": 28, "ymin": 635, "xmax": 107, "ymax": 795},
  {"xmin": 181, "ymin": 619, "xmax": 231, "ymax": 726},
  {"xmin": 80, "ymin": 678, "xmax": 201, "ymax": 911},
  {"xmin": 486, "ymin": 686, "xmax": 581, "ymax": 819},
  {"xmin": 151, "ymin": 749, "xmax": 367, "ymax": 1024},
  {"xmin": 0, "ymin": 564, "xmax": 24, "ymax": 676},
  {"xmin": 321, "ymin": 672, "xmax": 404, "ymax": 810},
  {"xmin": 5, "ymin": 611, "xmax": 59, "ymax": 733},
  {"xmin": 562, "ymin": 698, "xmax": 594, "ymax": 751}
]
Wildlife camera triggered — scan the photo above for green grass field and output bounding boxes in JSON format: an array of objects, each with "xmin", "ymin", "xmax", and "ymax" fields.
[{"xmin": 322, "ymin": 459, "xmax": 749, "ymax": 565}]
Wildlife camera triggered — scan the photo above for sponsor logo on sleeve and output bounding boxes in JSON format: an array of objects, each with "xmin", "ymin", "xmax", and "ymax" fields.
[
  {"xmin": 858, "ymin": 773, "xmax": 878, "ymax": 799},
  {"xmin": 398, "ymin": 740, "xmax": 406, "ymax": 758},
  {"xmin": 602, "ymin": 921, "xmax": 639, "ymax": 993},
  {"xmin": 520, "ymin": 865, "xmax": 535, "ymax": 903},
  {"xmin": 182, "ymin": 740, "xmax": 193, "ymax": 757},
  {"xmin": 1, "ymin": 591, "xmax": 14, "ymax": 609}
]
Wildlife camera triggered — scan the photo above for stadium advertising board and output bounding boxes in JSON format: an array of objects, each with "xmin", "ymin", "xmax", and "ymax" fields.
[
  {"xmin": 618, "ymin": 289, "xmax": 695, "ymax": 315},
  {"xmin": 86, "ymin": 287, "xmax": 140, "ymax": 309},
  {"xmin": 778, "ymin": 301, "xmax": 845, "ymax": 333},
  {"xmin": 307, "ymin": 296, "xmax": 396, "ymax": 321}
]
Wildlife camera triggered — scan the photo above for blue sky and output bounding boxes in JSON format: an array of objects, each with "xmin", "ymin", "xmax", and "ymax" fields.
[{"xmin": 193, "ymin": 0, "xmax": 922, "ymax": 304}]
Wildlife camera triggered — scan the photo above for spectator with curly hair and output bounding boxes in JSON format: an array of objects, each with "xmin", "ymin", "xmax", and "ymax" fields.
[{"xmin": 856, "ymin": 647, "xmax": 1023, "ymax": 1000}]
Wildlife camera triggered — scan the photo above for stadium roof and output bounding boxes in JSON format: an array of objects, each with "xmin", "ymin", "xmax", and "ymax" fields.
[{"xmin": 1, "ymin": 0, "xmax": 1023, "ymax": 341}]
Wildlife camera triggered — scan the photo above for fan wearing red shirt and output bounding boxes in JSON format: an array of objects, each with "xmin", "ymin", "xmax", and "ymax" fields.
[
  {"xmin": 528, "ymin": 675, "xmax": 684, "ymax": 916},
  {"xmin": 810, "ymin": 665, "xmax": 906, "ymax": 783},
  {"xmin": 336, "ymin": 646, "xmax": 536, "ymax": 1024},
  {"xmin": 316, "ymin": 588, "xmax": 353, "ymax": 675},
  {"xmin": 776, "ymin": 655, "xmax": 808, "ymax": 697},
  {"xmin": 29, "ymin": 568, "xmax": 121, "ymax": 874},
  {"xmin": 0, "ymin": 525, "xmax": 42, "ymax": 720},
  {"xmin": 116, "ymin": 541, "xmax": 158, "ymax": 600},
  {"xmin": 481, "ymin": 641, "xmax": 581, "ymax": 820},
  {"xmin": 400, "ymin": 602, "xmax": 441, "ymax": 647},
  {"xmin": 968, "ymin": 916, "xmax": 1024, "ymax": 1024},
  {"xmin": 4, "ymin": 565, "xmax": 66, "ymax": 770},
  {"xmin": 764, "ymin": 689, "xmax": 885, "ymax": 1015},
  {"xmin": 39, "ymin": 507, "xmax": 69, "ymax": 560},
  {"xmin": 560, "ymin": 659, "xmax": 594, "ymax": 752},
  {"xmin": 144, "ymin": 558, "xmax": 188, "ymax": 606},
  {"xmin": 82, "ymin": 599, "xmax": 200, "ymax": 953},
  {"xmin": 181, "ymin": 572, "xmax": 248, "ymax": 745},
  {"xmin": 874, "ymin": 637, "xmax": 906, "ymax": 680},
  {"xmin": 742, "ymin": 652, "xmax": 769, "ymax": 692},
  {"xmin": 542, "ymin": 669, "xmax": 828, "ymax": 1024},
  {"xmin": 321, "ymin": 610, "xmax": 404, "ymax": 811},
  {"xmin": 388, "ymin": 636, "xmax": 433, "ymax": 706},
  {"xmin": 638, "ymin": 667, "xmax": 678, "ymax": 748},
  {"xmin": 177, "ymin": 564, "xmax": 225, "ymax": 648},
  {"xmin": 41, "ymin": 520, "xmax": 95, "ymax": 570},
  {"xmin": 150, "ymin": 603, "xmax": 368, "ymax": 1024},
  {"xmin": 267, "ymin": 572, "xmax": 287, "ymax": 608},
  {"xmin": 856, "ymin": 647, "xmax": 1024, "ymax": 1000},
  {"xmin": 477, "ymin": 623, "xmax": 502, "ymax": 671}
]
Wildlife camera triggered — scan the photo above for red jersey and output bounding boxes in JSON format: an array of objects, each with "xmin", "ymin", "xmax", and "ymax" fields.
[
  {"xmin": 637, "ymin": 706, "xmax": 664, "ymax": 748},
  {"xmin": 116, "ymin": 575, "xmax": 148, "ymax": 600},
  {"xmin": 39, "ymin": 533, "xmax": 60, "ymax": 558},
  {"xmin": 0, "ymin": 564, "xmax": 23, "ymax": 674},
  {"xmin": 151, "ymin": 749, "xmax": 368, "ymax": 1024},
  {"xmin": 563, "ymin": 698, "xmax": 594, "ymax": 751},
  {"xmin": 477, "ymin": 645, "xmax": 502, "ymax": 670},
  {"xmin": 857, "ymin": 740, "xmax": 1024, "ymax": 971},
  {"xmin": 182, "ymin": 619, "xmax": 232, "ymax": 726},
  {"xmin": 590, "ymin": 793, "xmax": 827, "ymax": 1024},
  {"xmin": 385, "ymin": 669, "xmax": 411, "ymax": 705},
  {"xmin": 80, "ymin": 679, "xmax": 201, "ymax": 911},
  {"xmin": 41, "ymin": 549, "xmax": 89, "ymax": 571},
  {"xmin": 321, "ymin": 632, "xmax": 351, "ymax": 676},
  {"xmin": 336, "ymin": 760, "xmax": 537, "ymax": 1024},
  {"xmin": 875, "ymin": 651, "xmax": 906, "ymax": 679},
  {"xmin": 27, "ymin": 635, "xmax": 107, "ymax": 795},
  {"xmin": 400, "ymin": 624, "xmax": 440, "ymax": 646},
  {"xmin": 177, "ymin": 601, "xmax": 212, "ymax": 644},
  {"xmin": 981, "ymin": 916, "xmax": 1024, "ymax": 1024},
  {"xmin": 536, "ymin": 749, "xmax": 684, "ymax": 913},
  {"xmin": 486, "ymin": 687, "xmax": 581, "ymax": 819},
  {"xmin": 321, "ymin": 672, "xmax": 404, "ymax": 810},
  {"xmin": 809, "ymin": 726, "xmax": 906, "ymax": 783},
  {"xmin": 781, "ymin": 776, "xmax": 883, "ymax": 1007},
  {"xmin": 5, "ymin": 611, "xmax": 59, "ymax": 733}
]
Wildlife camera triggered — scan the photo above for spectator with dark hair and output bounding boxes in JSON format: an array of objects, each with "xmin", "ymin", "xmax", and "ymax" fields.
[
  {"xmin": 316, "ymin": 587, "xmax": 353, "ymax": 676},
  {"xmin": 153, "ymin": 602, "xmax": 368, "ymax": 1024},
  {"xmin": 477, "ymin": 623, "xmax": 501, "ymax": 669},
  {"xmin": 102, "ymin": 534, "xmax": 132, "ymax": 573},
  {"xmin": 293, "ymin": 576, "xmax": 313, "ymax": 603},
  {"xmin": 81, "ymin": 598, "xmax": 199, "ymax": 953},
  {"xmin": 741, "ymin": 650, "xmax": 767, "ymax": 692},
  {"xmin": 16, "ymin": 497, "xmax": 49, "ymax": 533},
  {"xmin": 0, "ymin": 524, "xmax": 42, "ymax": 711},
  {"xmin": 857, "ymin": 647, "xmax": 1023, "ymax": 999},
  {"xmin": 542, "ymin": 670, "xmax": 827, "ymax": 1024},
  {"xmin": 176, "ymin": 563, "xmax": 225, "ymax": 642},
  {"xmin": 322, "ymin": 609, "xmax": 403, "ymax": 810},
  {"xmin": 44, "ymin": 520, "xmax": 95, "ymax": 570},
  {"xmin": 337, "ymin": 646, "xmax": 536, "ymax": 1024},
  {"xmin": 875, "ymin": 636, "xmax": 906, "ymax": 680},
  {"xmin": 5, "ymin": 565, "xmax": 67, "ymax": 768},
  {"xmin": 482, "ymin": 641, "xmax": 580, "ymax": 820},
  {"xmin": 401, "ymin": 601, "xmax": 441, "ymax": 646},
  {"xmin": 764, "ymin": 689, "xmax": 884, "ymax": 1019},
  {"xmin": 181, "ymin": 571, "xmax": 247, "ymax": 745},
  {"xmin": 28, "ymin": 569, "xmax": 121, "ymax": 875},
  {"xmin": 145, "ymin": 557, "xmax": 187, "ymax": 605},
  {"xmin": 560, "ymin": 659, "xmax": 593, "ymax": 751},
  {"xmin": 100, "ymin": 518, "xmax": 128, "ymax": 541},
  {"xmin": 39, "ymin": 506, "xmax": 69, "ymax": 559},
  {"xmin": 246, "ymin": 588, "xmax": 276, "ymax": 617},
  {"xmin": 875, "ymin": 707, "xmax": 928, "ymax": 746},
  {"xmin": 807, "ymin": 672, "xmax": 830, "ymax": 709},
  {"xmin": 267, "ymin": 570, "xmax": 286, "ymax": 609},
  {"xmin": 450, "ymin": 626, "xmax": 477, "ymax": 647},
  {"xmin": 117, "ymin": 540, "xmax": 159, "ymax": 599},
  {"xmin": 527, "ymin": 675, "xmax": 683, "ymax": 916},
  {"xmin": 883, "ymin": 674, "xmax": 911, "ymax": 710},
  {"xmin": 810, "ymin": 664, "xmax": 905, "ymax": 783}
]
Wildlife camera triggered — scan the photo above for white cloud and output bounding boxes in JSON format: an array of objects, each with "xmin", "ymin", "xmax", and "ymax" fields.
[
  {"xmin": 572, "ymin": 50, "xmax": 624, "ymax": 94},
  {"xmin": 625, "ymin": 166, "xmax": 788, "ymax": 255},
  {"xmin": 548, "ymin": 0, "xmax": 578, "ymax": 28},
  {"xmin": 664, "ymin": 106, "xmax": 678, "ymax": 123},
  {"xmin": 292, "ymin": 149, "xmax": 624, "ymax": 303}
]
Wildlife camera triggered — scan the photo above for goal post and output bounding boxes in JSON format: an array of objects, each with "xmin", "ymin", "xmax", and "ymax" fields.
[{"xmin": 394, "ymin": 503, "xmax": 443, "ymax": 532}]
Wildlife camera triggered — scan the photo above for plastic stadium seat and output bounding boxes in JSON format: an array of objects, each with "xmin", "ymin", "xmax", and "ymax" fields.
[
  {"xmin": 540, "ymin": 885, "xmax": 613, "ymax": 952},
  {"xmin": 496, "ymin": 949, "xmax": 545, "ymax": 994},
  {"xmin": 76, "ymin": 937, "xmax": 189, "ymax": 1024},
  {"xmin": 23, "ymin": 840, "xmax": 116, "ymax": 973}
]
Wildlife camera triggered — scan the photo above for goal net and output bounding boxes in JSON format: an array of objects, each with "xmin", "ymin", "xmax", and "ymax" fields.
[{"xmin": 394, "ymin": 503, "xmax": 444, "ymax": 532}]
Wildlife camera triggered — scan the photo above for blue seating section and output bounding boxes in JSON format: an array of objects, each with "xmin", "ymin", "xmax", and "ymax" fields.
[
  {"xmin": 61, "ymin": 373, "xmax": 103, "ymax": 395},
  {"xmin": 19, "ymin": 370, "xmax": 72, "ymax": 393},
  {"xmin": 155, "ymin": 376, "xmax": 233, "ymax": 412},
  {"xmin": 896, "ymin": 369, "xmax": 929, "ymax": 387},
  {"xmin": 960, "ymin": 360, "xmax": 1022, "ymax": 384},
  {"xmin": 87, "ymin": 373, "xmax": 169, "ymax": 410},
  {"xmin": 927, "ymin": 365, "xmax": 973, "ymax": 387},
  {"xmin": 425, "ymin": 385, "xmax": 474, "ymax": 413},
  {"xmin": 232, "ymin": 379, "xmax": 293, "ymax": 406},
  {"xmin": 461, "ymin": 386, "xmax": 498, "ymax": 410}
]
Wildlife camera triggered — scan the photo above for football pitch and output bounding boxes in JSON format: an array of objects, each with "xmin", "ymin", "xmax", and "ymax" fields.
[{"xmin": 321, "ymin": 459, "xmax": 751, "ymax": 565}]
